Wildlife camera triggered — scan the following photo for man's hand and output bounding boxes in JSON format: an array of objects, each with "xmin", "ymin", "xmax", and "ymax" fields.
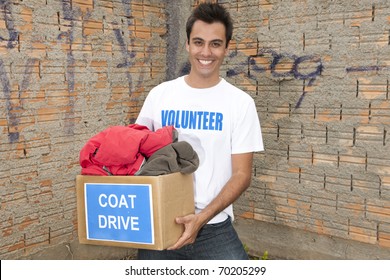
[{"xmin": 167, "ymin": 214, "xmax": 204, "ymax": 250}]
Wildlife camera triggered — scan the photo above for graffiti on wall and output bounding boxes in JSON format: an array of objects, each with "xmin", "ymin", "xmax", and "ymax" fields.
[
  {"xmin": 1, "ymin": 0, "xmax": 156, "ymax": 143},
  {"xmin": 0, "ymin": 0, "xmax": 18, "ymax": 49},
  {"xmin": 115, "ymin": 0, "xmax": 155, "ymax": 96},
  {"xmin": 180, "ymin": 45, "xmax": 388, "ymax": 105},
  {"xmin": 180, "ymin": 48, "xmax": 324, "ymax": 108},
  {"xmin": 115, "ymin": 0, "xmax": 136, "ymax": 94},
  {"xmin": 228, "ymin": 49, "xmax": 324, "ymax": 108},
  {"xmin": 57, "ymin": 0, "xmax": 78, "ymax": 135},
  {"xmin": 1, "ymin": 1, "xmax": 387, "ymax": 144},
  {"xmin": 0, "ymin": 59, "xmax": 16, "ymax": 142},
  {"xmin": 0, "ymin": 0, "xmax": 37, "ymax": 142},
  {"xmin": 346, "ymin": 66, "xmax": 383, "ymax": 73}
]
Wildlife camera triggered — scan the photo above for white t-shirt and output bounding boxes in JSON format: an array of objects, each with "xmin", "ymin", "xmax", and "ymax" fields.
[{"xmin": 136, "ymin": 76, "xmax": 264, "ymax": 224}]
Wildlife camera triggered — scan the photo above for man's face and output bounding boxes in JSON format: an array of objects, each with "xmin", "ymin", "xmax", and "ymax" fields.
[{"xmin": 186, "ymin": 20, "xmax": 229, "ymax": 84}]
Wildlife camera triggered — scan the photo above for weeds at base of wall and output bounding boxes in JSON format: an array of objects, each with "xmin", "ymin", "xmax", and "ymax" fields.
[{"xmin": 243, "ymin": 244, "xmax": 269, "ymax": 260}]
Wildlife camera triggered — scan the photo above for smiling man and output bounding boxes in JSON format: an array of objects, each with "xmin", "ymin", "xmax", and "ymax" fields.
[
  {"xmin": 185, "ymin": 19, "xmax": 228, "ymax": 88},
  {"xmin": 136, "ymin": 2, "xmax": 264, "ymax": 260}
]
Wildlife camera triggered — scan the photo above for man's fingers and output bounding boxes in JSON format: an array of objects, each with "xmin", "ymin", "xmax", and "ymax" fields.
[
  {"xmin": 167, "ymin": 233, "xmax": 191, "ymax": 250},
  {"xmin": 167, "ymin": 214, "xmax": 198, "ymax": 250},
  {"xmin": 175, "ymin": 214, "xmax": 193, "ymax": 224}
]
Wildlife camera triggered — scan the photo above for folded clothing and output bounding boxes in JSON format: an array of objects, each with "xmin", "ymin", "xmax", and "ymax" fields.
[{"xmin": 135, "ymin": 141, "xmax": 199, "ymax": 176}]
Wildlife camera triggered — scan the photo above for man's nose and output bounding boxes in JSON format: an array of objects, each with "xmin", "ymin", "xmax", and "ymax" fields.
[{"xmin": 201, "ymin": 45, "xmax": 212, "ymax": 56}]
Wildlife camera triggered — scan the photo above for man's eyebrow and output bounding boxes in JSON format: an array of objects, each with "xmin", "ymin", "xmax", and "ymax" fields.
[
  {"xmin": 191, "ymin": 37, "xmax": 224, "ymax": 44},
  {"xmin": 191, "ymin": 37, "xmax": 204, "ymax": 41}
]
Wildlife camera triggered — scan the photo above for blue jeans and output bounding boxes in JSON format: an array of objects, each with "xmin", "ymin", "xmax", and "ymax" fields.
[{"xmin": 137, "ymin": 217, "xmax": 249, "ymax": 260}]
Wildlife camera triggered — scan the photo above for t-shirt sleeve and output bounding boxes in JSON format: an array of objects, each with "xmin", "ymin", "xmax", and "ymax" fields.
[
  {"xmin": 135, "ymin": 92, "xmax": 155, "ymax": 131},
  {"xmin": 231, "ymin": 98, "xmax": 264, "ymax": 154}
]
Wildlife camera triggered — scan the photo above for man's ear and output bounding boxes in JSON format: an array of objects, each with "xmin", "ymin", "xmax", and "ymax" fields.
[
  {"xmin": 224, "ymin": 41, "xmax": 230, "ymax": 56},
  {"xmin": 186, "ymin": 40, "xmax": 189, "ymax": 52}
]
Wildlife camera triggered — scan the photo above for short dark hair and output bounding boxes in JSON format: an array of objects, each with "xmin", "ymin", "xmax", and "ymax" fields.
[{"xmin": 186, "ymin": 2, "xmax": 233, "ymax": 47}]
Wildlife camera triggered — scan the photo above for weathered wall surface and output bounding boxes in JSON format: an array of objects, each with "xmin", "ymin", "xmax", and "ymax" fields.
[
  {"xmin": 222, "ymin": 0, "xmax": 390, "ymax": 259},
  {"xmin": 0, "ymin": 0, "xmax": 168, "ymax": 259},
  {"xmin": 1, "ymin": 0, "xmax": 390, "ymax": 260}
]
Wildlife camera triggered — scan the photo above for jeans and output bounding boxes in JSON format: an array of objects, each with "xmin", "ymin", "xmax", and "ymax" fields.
[{"xmin": 137, "ymin": 217, "xmax": 249, "ymax": 260}]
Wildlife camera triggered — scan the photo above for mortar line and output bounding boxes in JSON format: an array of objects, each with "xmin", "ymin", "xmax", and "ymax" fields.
[
  {"xmin": 337, "ymin": 151, "xmax": 340, "ymax": 168},
  {"xmin": 364, "ymin": 199, "xmax": 367, "ymax": 218},
  {"xmin": 350, "ymin": 174, "xmax": 353, "ymax": 191},
  {"xmin": 377, "ymin": 224, "xmax": 380, "ymax": 241},
  {"xmin": 368, "ymin": 102, "xmax": 372, "ymax": 120},
  {"xmin": 299, "ymin": 167, "xmax": 301, "ymax": 184},
  {"xmin": 311, "ymin": 148, "xmax": 314, "ymax": 165},
  {"xmin": 325, "ymin": 126, "xmax": 328, "ymax": 144},
  {"xmin": 365, "ymin": 152, "xmax": 368, "ymax": 172},
  {"xmin": 356, "ymin": 80, "xmax": 359, "ymax": 97},
  {"xmin": 323, "ymin": 173, "xmax": 326, "ymax": 189},
  {"xmin": 287, "ymin": 145, "xmax": 290, "ymax": 161},
  {"xmin": 383, "ymin": 128, "xmax": 387, "ymax": 146},
  {"xmin": 388, "ymin": 30, "xmax": 390, "ymax": 45},
  {"xmin": 23, "ymin": 233, "xmax": 26, "ymax": 253}
]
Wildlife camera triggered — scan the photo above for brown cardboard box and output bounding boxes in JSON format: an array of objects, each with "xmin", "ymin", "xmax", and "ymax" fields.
[{"xmin": 76, "ymin": 172, "xmax": 194, "ymax": 250}]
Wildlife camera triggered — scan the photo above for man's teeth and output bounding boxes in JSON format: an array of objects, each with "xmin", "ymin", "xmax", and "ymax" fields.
[{"xmin": 199, "ymin": 60, "xmax": 212, "ymax": 65}]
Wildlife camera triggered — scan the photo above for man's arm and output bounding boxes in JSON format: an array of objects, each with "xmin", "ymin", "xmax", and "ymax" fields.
[{"xmin": 167, "ymin": 152, "xmax": 254, "ymax": 250}]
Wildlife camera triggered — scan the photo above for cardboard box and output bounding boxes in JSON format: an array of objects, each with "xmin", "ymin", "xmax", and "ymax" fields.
[{"xmin": 76, "ymin": 172, "xmax": 194, "ymax": 250}]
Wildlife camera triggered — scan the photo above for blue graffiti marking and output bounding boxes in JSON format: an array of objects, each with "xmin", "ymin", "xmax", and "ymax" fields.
[
  {"xmin": 59, "ymin": 0, "xmax": 76, "ymax": 93},
  {"xmin": 179, "ymin": 61, "xmax": 191, "ymax": 76},
  {"xmin": 225, "ymin": 49, "xmax": 324, "ymax": 108},
  {"xmin": 114, "ymin": 28, "xmax": 136, "ymax": 68},
  {"xmin": 57, "ymin": 0, "xmax": 78, "ymax": 135},
  {"xmin": 346, "ymin": 66, "xmax": 382, "ymax": 73},
  {"xmin": 0, "ymin": 58, "xmax": 38, "ymax": 143},
  {"xmin": 0, "ymin": 59, "xmax": 17, "ymax": 142},
  {"xmin": 0, "ymin": 1, "xmax": 19, "ymax": 49},
  {"xmin": 110, "ymin": 0, "xmax": 135, "ymax": 96},
  {"xmin": 248, "ymin": 56, "xmax": 266, "ymax": 77}
]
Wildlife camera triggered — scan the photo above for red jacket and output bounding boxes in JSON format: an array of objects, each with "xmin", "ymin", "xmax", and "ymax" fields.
[{"xmin": 79, "ymin": 124, "xmax": 176, "ymax": 175}]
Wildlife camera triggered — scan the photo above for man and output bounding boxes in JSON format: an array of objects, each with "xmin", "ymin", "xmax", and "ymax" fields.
[{"xmin": 136, "ymin": 2, "xmax": 264, "ymax": 260}]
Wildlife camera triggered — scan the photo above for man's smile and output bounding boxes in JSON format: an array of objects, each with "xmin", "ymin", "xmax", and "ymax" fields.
[{"xmin": 198, "ymin": 59, "xmax": 213, "ymax": 65}]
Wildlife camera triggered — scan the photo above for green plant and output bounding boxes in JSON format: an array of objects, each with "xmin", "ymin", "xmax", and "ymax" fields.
[
  {"xmin": 243, "ymin": 244, "xmax": 269, "ymax": 260},
  {"xmin": 261, "ymin": 250, "xmax": 268, "ymax": 260}
]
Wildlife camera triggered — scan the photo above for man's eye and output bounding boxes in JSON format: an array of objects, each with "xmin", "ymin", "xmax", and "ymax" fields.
[
  {"xmin": 194, "ymin": 41, "xmax": 203, "ymax": 46},
  {"xmin": 211, "ymin": 42, "xmax": 222, "ymax": 47}
]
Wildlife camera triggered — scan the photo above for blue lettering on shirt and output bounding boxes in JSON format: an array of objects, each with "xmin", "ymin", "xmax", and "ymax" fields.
[{"xmin": 161, "ymin": 110, "xmax": 223, "ymax": 131}]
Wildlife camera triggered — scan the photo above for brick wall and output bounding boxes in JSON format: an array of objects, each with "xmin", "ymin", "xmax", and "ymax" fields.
[
  {"xmin": 0, "ymin": 0, "xmax": 167, "ymax": 259},
  {"xmin": 221, "ymin": 0, "xmax": 390, "ymax": 257},
  {"xmin": 1, "ymin": 0, "xmax": 389, "ymax": 260}
]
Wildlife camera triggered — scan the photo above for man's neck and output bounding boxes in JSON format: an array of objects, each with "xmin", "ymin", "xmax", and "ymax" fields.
[{"xmin": 184, "ymin": 74, "xmax": 221, "ymax": 89}]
